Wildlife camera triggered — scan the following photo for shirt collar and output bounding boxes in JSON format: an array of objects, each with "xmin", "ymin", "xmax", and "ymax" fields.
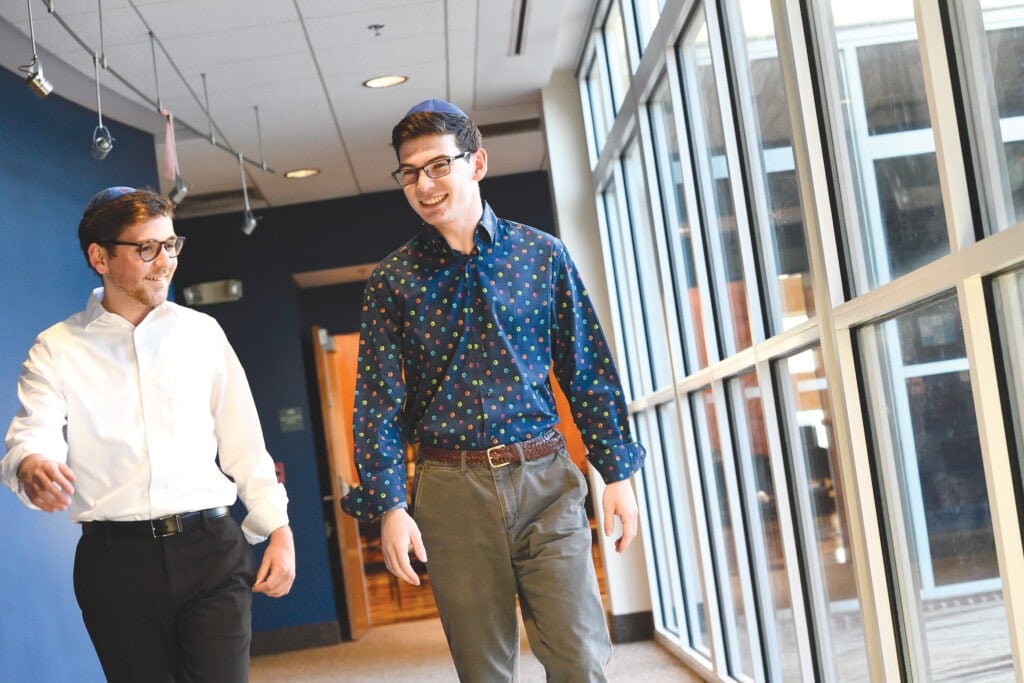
[
  {"xmin": 422, "ymin": 201, "xmax": 501, "ymax": 255},
  {"xmin": 83, "ymin": 287, "xmax": 177, "ymax": 329}
]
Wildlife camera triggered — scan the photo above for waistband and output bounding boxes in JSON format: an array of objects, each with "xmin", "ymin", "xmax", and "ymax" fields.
[
  {"xmin": 80, "ymin": 506, "xmax": 231, "ymax": 539},
  {"xmin": 418, "ymin": 430, "xmax": 565, "ymax": 468}
]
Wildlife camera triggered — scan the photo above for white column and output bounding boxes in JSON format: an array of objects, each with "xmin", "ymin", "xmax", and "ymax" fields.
[{"xmin": 541, "ymin": 70, "xmax": 652, "ymax": 632}]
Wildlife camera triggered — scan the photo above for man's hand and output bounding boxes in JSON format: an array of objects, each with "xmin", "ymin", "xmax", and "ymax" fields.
[
  {"xmin": 381, "ymin": 507, "xmax": 427, "ymax": 585},
  {"xmin": 253, "ymin": 525, "xmax": 296, "ymax": 597},
  {"xmin": 602, "ymin": 479, "xmax": 638, "ymax": 553},
  {"xmin": 17, "ymin": 454, "xmax": 76, "ymax": 512}
]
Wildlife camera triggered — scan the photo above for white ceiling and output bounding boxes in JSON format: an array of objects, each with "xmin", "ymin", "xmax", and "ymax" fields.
[{"xmin": 0, "ymin": 0, "xmax": 596, "ymax": 217}]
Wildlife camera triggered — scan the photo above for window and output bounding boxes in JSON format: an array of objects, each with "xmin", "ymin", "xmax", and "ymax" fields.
[
  {"xmin": 648, "ymin": 76, "xmax": 710, "ymax": 374},
  {"xmin": 858, "ymin": 294, "xmax": 1013, "ymax": 680},
  {"xmin": 775, "ymin": 347, "xmax": 870, "ymax": 681},
  {"xmin": 604, "ymin": 1, "xmax": 632, "ymax": 112},
  {"xmin": 951, "ymin": 2, "xmax": 1024, "ymax": 233},
  {"xmin": 725, "ymin": 0, "xmax": 814, "ymax": 335},
  {"xmin": 992, "ymin": 267, "xmax": 1024, "ymax": 466},
  {"xmin": 678, "ymin": 9, "xmax": 754, "ymax": 356},
  {"xmin": 815, "ymin": 1, "xmax": 951, "ymax": 292},
  {"xmin": 726, "ymin": 372, "xmax": 804, "ymax": 680}
]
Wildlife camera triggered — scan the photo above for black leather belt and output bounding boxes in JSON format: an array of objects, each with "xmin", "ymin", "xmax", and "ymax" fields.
[
  {"xmin": 81, "ymin": 506, "xmax": 231, "ymax": 539},
  {"xmin": 419, "ymin": 430, "xmax": 565, "ymax": 468}
]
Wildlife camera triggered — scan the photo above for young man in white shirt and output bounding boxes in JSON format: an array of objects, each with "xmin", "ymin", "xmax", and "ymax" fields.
[{"xmin": 1, "ymin": 187, "xmax": 295, "ymax": 683}]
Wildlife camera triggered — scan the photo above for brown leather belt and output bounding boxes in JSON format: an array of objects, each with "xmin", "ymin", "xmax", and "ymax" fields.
[{"xmin": 419, "ymin": 430, "xmax": 565, "ymax": 468}]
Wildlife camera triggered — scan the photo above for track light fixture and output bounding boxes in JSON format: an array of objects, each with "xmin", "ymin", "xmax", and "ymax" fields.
[
  {"xmin": 239, "ymin": 153, "xmax": 261, "ymax": 236},
  {"xmin": 21, "ymin": 0, "xmax": 53, "ymax": 97},
  {"xmin": 91, "ymin": 54, "xmax": 114, "ymax": 160},
  {"xmin": 169, "ymin": 173, "xmax": 191, "ymax": 206}
]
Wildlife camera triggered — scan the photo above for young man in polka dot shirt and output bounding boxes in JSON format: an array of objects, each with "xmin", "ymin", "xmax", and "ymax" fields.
[{"xmin": 341, "ymin": 99, "xmax": 646, "ymax": 681}]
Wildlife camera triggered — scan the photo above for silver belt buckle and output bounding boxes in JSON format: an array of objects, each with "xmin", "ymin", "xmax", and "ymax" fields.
[
  {"xmin": 151, "ymin": 514, "xmax": 183, "ymax": 538},
  {"xmin": 487, "ymin": 445, "xmax": 510, "ymax": 468}
]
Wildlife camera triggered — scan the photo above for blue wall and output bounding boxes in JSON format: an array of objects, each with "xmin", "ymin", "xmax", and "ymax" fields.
[{"xmin": 0, "ymin": 66, "xmax": 161, "ymax": 683}]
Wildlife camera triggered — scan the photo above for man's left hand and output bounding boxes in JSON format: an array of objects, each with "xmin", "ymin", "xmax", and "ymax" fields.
[
  {"xmin": 253, "ymin": 524, "xmax": 296, "ymax": 597},
  {"xmin": 602, "ymin": 479, "xmax": 638, "ymax": 553}
]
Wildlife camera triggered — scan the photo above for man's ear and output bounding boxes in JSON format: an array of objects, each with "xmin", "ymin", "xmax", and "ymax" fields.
[
  {"xmin": 471, "ymin": 147, "xmax": 488, "ymax": 182},
  {"xmin": 87, "ymin": 243, "xmax": 108, "ymax": 275}
]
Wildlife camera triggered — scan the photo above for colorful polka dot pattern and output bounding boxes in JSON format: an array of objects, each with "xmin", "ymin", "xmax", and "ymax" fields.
[{"xmin": 340, "ymin": 203, "xmax": 646, "ymax": 522}]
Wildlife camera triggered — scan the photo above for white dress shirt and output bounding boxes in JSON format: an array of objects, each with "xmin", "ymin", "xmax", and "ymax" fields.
[{"xmin": 2, "ymin": 288, "xmax": 288, "ymax": 543}]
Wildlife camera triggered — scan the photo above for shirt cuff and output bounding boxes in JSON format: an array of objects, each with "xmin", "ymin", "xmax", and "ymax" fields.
[
  {"xmin": 340, "ymin": 464, "xmax": 408, "ymax": 524},
  {"xmin": 240, "ymin": 494, "xmax": 290, "ymax": 544},
  {"xmin": 589, "ymin": 441, "xmax": 646, "ymax": 483}
]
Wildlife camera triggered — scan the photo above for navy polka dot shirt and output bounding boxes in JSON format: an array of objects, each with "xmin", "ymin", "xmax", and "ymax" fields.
[{"xmin": 340, "ymin": 203, "xmax": 646, "ymax": 522}]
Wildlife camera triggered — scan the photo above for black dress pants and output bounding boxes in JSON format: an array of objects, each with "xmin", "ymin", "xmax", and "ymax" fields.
[{"xmin": 73, "ymin": 514, "xmax": 256, "ymax": 683}]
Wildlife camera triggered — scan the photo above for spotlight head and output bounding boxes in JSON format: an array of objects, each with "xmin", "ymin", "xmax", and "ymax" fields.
[
  {"xmin": 169, "ymin": 174, "xmax": 191, "ymax": 206},
  {"xmin": 241, "ymin": 211, "xmax": 260, "ymax": 236},
  {"xmin": 92, "ymin": 126, "xmax": 115, "ymax": 160},
  {"xmin": 25, "ymin": 62, "xmax": 53, "ymax": 98}
]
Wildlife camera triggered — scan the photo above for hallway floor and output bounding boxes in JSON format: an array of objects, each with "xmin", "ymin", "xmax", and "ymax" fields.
[{"xmin": 250, "ymin": 616, "xmax": 704, "ymax": 682}]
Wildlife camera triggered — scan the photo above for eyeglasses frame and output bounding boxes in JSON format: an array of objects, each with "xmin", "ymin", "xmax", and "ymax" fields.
[
  {"xmin": 101, "ymin": 235, "xmax": 186, "ymax": 262},
  {"xmin": 391, "ymin": 151, "xmax": 473, "ymax": 187}
]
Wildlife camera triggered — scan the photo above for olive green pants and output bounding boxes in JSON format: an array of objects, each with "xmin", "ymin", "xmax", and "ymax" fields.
[{"xmin": 413, "ymin": 443, "xmax": 611, "ymax": 682}]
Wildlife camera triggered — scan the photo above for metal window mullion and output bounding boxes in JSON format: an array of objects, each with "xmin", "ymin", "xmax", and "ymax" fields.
[
  {"xmin": 957, "ymin": 274, "xmax": 1024, "ymax": 676},
  {"xmin": 756, "ymin": 357, "xmax": 817, "ymax": 681},
  {"xmin": 914, "ymin": 0, "xmax": 976, "ymax": 252}
]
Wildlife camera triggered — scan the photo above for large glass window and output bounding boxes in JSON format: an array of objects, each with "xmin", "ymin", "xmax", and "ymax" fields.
[
  {"xmin": 775, "ymin": 347, "xmax": 870, "ymax": 681},
  {"xmin": 604, "ymin": 1, "xmax": 632, "ymax": 113},
  {"xmin": 600, "ymin": 181, "xmax": 649, "ymax": 399},
  {"xmin": 816, "ymin": 2, "xmax": 951, "ymax": 293},
  {"xmin": 621, "ymin": 138, "xmax": 674, "ymax": 390},
  {"xmin": 691, "ymin": 386, "xmax": 760, "ymax": 679},
  {"xmin": 678, "ymin": 8, "xmax": 753, "ymax": 356},
  {"xmin": 952, "ymin": 2, "xmax": 1024, "ymax": 233},
  {"xmin": 638, "ymin": 402, "xmax": 710, "ymax": 652},
  {"xmin": 648, "ymin": 76, "xmax": 710, "ymax": 374},
  {"xmin": 727, "ymin": 372, "xmax": 804, "ymax": 680},
  {"xmin": 858, "ymin": 294, "xmax": 1013, "ymax": 680},
  {"xmin": 583, "ymin": 44, "xmax": 614, "ymax": 159},
  {"xmin": 633, "ymin": 0, "xmax": 664, "ymax": 51},
  {"xmin": 726, "ymin": 0, "xmax": 814, "ymax": 335}
]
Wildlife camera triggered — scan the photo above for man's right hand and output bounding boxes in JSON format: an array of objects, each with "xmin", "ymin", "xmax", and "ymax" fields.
[
  {"xmin": 380, "ymin": 506, "xmax": 427, "ymax": 585},
  {"xmin": 17, "ymin": 454, "xmax": 75, "ymax": 512}
]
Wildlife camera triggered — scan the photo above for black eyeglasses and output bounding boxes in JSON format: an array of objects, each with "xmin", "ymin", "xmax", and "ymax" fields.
[
  {"xmin": 391, "ymin": 151, "xmax": 472, "ymax": 187},
  {"xmin": 102, "ymin": 236, "xmax": 186, "ymax": 262}
]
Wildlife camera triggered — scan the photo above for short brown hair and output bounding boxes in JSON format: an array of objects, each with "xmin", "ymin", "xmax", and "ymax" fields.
[
  {"xmin": 391, "ymin": 112, "xmax": 483, "ymax": 160},
  {"xmin": 77, "ymin": 188, "xmax": 174, "ymax": 271}
]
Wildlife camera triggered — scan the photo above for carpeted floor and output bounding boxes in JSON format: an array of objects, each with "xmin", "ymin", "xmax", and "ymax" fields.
[{"xmin": 250, "ymin": 616, "xmax": 704, "ymax": 682}]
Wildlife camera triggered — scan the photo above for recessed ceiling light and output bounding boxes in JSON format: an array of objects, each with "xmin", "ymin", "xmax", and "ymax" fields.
[
  {"xmin": 284, "ymin": 168, "xmax": 321, "ymax": 179},
  {"xmin": 363, "ymin": 75, "xmax": 408, "ymax": 89}
]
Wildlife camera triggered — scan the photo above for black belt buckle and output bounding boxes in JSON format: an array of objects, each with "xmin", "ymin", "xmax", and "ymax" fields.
[{"xmin": 151, "ymin": 514, "xmax": 183, "ymax": 538}]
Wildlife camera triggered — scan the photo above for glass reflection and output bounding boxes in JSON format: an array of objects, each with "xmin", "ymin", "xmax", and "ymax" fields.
[
  {"xmin": 776, "ymin": 347, "xmax": 870, "ymax": 681},
  {"xmin": 818, "ymin": 0, "xmax": 950, "ymax": 292},
  {"xmin": 678, "ymin": 9, "xmax": 753, "ymax": 355},
  {"xmin": 859, "ymin": 294, "xmax": 1013, "ymax": 680},
  {"xmin": 956, "ymin": 2, "xmax": 1024, "ymax": 232},
  {"xmin": 728, "ymin": 372, "xmax": 803, "ymax": 680},
  {"xmin": 691, "ymin": 387, "xmax": 758, "ymax": 678},
  {"xmin": 730, "ymin": 0, "xmax": 815, "ymax": 335},
  {"xmin": 648, "ymin": 77, "xmax": 709, "ymax": 373}
]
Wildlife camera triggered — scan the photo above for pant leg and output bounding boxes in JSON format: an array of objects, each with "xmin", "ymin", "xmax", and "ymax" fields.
[
  {"xmin": 511, "ymin": 450, "xmax": 612, "ymax": 683},
  {"xmin": 74, "ymin": 531, "xmax": 178, "ymax": 683},
  {"xmin": 414, "ymin": 460, "xmax": 521, "ymax": 682},
  {"xmin": 171, "ymin": 515, "xmax": 256, "ymax": 683},
  {"xmin": 73, "ymin": 515, "xmax": 255, "ymax": 683}
]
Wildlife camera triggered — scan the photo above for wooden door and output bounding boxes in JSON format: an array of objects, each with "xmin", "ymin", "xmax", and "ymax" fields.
[{"xmin": 311, "ymin": 326, "xmax": 370, "ymax": 639}]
